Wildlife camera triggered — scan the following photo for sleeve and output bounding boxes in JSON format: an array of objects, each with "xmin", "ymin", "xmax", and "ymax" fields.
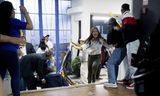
[
  {"xmin": 11, "ymin": 18, "xmax": 27, "ymax": 29},
  {"xmin": 81, "ymin": 44, "xmax": 87, "ymax": 51},
  {"xmin": 101, "ymin": 38, "xmax": 113, "ymax": 49}
]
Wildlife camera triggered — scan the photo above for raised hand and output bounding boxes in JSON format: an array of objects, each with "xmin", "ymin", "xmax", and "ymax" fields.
[{"xmin": 19, "ymin": 5, "xmax": 28, "ymax": 14}]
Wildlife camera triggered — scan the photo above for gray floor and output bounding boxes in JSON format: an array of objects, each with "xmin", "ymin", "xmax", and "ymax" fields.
[
  {"xmin": 3, "ymin": 72, "xmax": 12, "ymax": 95},
  {"xmin": 69, "ymin": 67, "xmax": 108, "ymax": 85}
]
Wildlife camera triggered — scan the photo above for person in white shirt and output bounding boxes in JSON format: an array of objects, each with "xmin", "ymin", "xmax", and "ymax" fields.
[
  {"xmin": 19, "ymin": 36, "xmax": 36, "ymax": 57},
  {"xmin": 44, "ymin": 35, "xmax": 53, "ymax": 50},
  {"xmin": 72, "ymin": 26, "xmax": 109, "ymax": 83}
]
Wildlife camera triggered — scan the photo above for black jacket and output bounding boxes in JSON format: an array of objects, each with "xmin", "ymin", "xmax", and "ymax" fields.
[
  {"xmin": 20, "ymin": 53, "xmax": 48, "ymax": 79},
  {"xmin": 107, "ymin": 29, "xmax": 126, "ymax": 48}
]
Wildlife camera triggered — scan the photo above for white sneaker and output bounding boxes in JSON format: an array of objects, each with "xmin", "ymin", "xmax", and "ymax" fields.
[{"xmin": 104, "ymin": 82, "xmax": 118, "ymax": 88}]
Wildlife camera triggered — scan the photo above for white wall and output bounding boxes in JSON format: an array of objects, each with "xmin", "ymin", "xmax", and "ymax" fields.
[
  {"xmin": 84, "ymin": 0, "xmax": 132, "ymax": 15},
  {"xmin": 70, "ymin": 14, "xmax": 82, "ymax": 58},
  {"xmin": 71, "ymin": 0, "xmax": 83, "ymax": 7}
]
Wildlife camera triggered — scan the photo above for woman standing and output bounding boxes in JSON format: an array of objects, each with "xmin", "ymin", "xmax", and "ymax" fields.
[
  {"xmin": 0, "ymin": 1, "xmax": 33, "ymax": 96},
  {"xmin": 72, "ymin": 26, "xmax": 109, "ymax": 83}
]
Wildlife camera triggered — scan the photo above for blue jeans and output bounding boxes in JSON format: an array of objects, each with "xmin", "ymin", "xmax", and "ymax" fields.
[{"xmin": 106, "ymin": 47, "xmax": 126, "ymax": 83}]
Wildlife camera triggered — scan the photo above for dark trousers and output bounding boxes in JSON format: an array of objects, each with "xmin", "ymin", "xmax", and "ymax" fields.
[
  {"xmin": 96, "ymin": 64, "xmax": 101, "ymax": 79},
  {"xmin": 42, "ymin": 73, "xmax": 69, "ymax": 88},
  {"xmin": 88, "ymin": 54, "xmax": 101, "ymax": 83},
  {"xmin": 23, "ymin": 76, "xmax": 37, "ymax": 90},
  {"xmin": 0, "ymin": 51, "xmax": 20, "ymax": 96}
]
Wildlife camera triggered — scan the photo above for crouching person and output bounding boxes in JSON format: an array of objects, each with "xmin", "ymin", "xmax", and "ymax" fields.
[
  {"xmin": 41, "ymin": 57, "xmax": 69, "ymax": 88},
  {"xmin": 20, "ymin": 50, "xmax": 52, "ymax": 90}
]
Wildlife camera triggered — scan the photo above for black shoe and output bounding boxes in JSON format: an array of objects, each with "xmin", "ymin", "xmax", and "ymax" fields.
[{"xmin": 88, "ymin": 81, "xmax": 91, "ymax": 83}]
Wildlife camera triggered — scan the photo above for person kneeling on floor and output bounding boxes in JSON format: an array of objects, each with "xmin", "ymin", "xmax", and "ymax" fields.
[{"xmin": 20, "ymin": 50, "xmax": 53, "ymax": 90}]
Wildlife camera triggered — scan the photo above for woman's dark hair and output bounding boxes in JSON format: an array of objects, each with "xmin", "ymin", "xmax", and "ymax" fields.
[
  {"xmin": 39, "ymin": 38, "xmax": 48, "ymax": 51},
  {"xmin": 85, "ymin": 26, "xmax": 106, "ymax": 44},
  {"xmin": 107, "ymin": 18, "xmax": 119, "ymax": 33},
  {"xmin": 0, "ymin": 1, "xmax": 14, "ymax": 35},
  {"xmin": 108, "ymin": 18, "xmax": 118, "ymax": 26}
]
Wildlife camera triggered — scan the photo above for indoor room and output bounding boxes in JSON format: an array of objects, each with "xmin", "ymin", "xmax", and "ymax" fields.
[{"xmin": 0, "ymin": 0, "xmax": 160, "ymax": 96}]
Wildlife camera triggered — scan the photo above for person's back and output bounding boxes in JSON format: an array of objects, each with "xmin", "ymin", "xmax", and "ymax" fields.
[
  {"xmin": 107, "ymin": 18, "xmax": 126, "ymax": 48},
  {"xmin": 20, "ymin": 53, "xmax": 49, "ymax": 90},
  {"xmin": 107, "ymin": 28, "xmax": 125, "ymax": 48},
  {"xmin": 121, "ymin": 3, "xmax": 139, "ymax": 44},
  {"xmin": 20, "ymin": 53, "xmax": 47, "ymax": 78}
]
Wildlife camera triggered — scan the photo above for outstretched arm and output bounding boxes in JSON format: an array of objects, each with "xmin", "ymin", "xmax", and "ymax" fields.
[
  {"xmin": 102, "ymin": 38, "xmax": 115, "ymax": 49},
  {"xmin": 71, "ymin": 42, "xmax": 82, "ymax": 50}
]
